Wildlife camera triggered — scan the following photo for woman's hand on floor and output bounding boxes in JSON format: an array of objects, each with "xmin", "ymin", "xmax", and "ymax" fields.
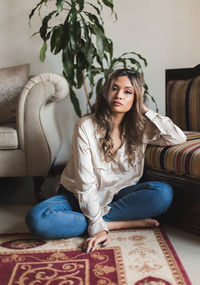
[{"xmin": 82, "ymin": 230, "xmax": 110, "ymax": 252}]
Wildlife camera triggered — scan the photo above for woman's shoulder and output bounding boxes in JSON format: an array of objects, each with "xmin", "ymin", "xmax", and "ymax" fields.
[{"xmin": 75, "ymin": 113, "xmax": 96, "ymax": 130}]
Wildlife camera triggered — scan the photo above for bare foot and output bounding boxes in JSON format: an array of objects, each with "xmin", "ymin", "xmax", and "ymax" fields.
[
  {"xmin": 141, "ymin": 218, "xmax": 160, "ymax": 227},
  {"xmin": 105, "ymin": 218, "xmax": 160, "ymax": 231}
]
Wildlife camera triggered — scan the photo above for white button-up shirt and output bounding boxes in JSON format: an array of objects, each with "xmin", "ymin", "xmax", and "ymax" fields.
[{"xmin": 60, "ymin": 109, "xmax": 186, "ymax": 236}]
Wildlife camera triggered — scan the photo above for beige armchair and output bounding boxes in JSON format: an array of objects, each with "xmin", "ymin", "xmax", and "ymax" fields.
[{"xmin": 0, "ymin": 72, "xmax": 69, "ymax": 201}]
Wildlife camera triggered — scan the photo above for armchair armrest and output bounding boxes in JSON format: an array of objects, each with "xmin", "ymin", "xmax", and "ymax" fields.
[{"xmin": 16, "ymin": 73, "xmax": 69, "ymax": 176}]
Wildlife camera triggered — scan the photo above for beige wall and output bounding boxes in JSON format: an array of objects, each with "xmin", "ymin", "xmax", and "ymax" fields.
[{"xmin": 0, "ymin": 0, "xmax": 200, "ymax": 163}]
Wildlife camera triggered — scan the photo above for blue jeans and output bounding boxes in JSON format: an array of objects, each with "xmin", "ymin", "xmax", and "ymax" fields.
[{"xmin": 26, "ymin": 181, "xmax": 173, "ymax": 239}]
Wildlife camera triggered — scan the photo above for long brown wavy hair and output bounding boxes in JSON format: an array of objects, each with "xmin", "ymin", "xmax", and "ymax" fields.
[{"xmin": 93, "ymin": 69, "xmax": 147, "ymax": 165}]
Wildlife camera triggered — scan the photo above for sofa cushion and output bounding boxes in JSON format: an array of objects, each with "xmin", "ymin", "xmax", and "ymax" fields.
[
  {"xmin": 0, "ymin": 124, "xmax": 18, "ymax": 149},
  {"xmin": 0, "ymin": 63, "xmax": 30, "ymax": 124},
  {"xmin": 145, "ymin": 131, "xmax": 200, "ymax": 179},
  {"xmin": 167, "ymin": 76, "xmax": 200, "ymax": 132}
]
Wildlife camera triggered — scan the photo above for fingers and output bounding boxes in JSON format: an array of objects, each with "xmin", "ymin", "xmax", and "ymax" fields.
[
  {"xmin": 80, "ymin": 237, "xmax": 94, "ymax": 253},
  {"xmin": 86, "ymin": 237, "xmax": 96, "ymax": 252},
  {"xmin": 81, "ymin": 232, "xmax": 110, "ymax": 253},
  {"xmin": 102, "ymin": 236, "xmax": 110, "ymax": 247},
  {"xmin": 84, "ymin": 237, "xmax": 100, "ymax": 252}
]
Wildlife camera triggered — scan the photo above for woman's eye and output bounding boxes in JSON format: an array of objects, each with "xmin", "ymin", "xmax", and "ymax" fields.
[
  {"xmin": 125, "ymin": 90, "xmax": 132, "ymax": 95},
  {"xmin": 112, "ymin": 86, "xmax": 118, "ymax": 91}
]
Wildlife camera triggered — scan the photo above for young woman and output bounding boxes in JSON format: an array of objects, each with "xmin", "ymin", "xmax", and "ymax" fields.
[{"xmin": 26, "ymin": 69, "xmax": 186, "ymax": 253}]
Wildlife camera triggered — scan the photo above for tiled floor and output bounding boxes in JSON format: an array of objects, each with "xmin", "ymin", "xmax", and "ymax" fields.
[{"xmin": 0, "ymin": 177, "xmax": 199, "ymax": 284}]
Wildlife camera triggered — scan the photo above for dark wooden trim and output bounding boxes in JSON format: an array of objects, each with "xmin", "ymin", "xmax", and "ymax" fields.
[
  {"xmin": 166, "ymin": 64, "xmax": 200, "ymax": 82},
  {"xmin": 144, "ymin": 168, "xmax": 200, "ymax": 236},
  {"xmin": 144, "ymin": 168, "xmax": 200, "ymax": 188}
]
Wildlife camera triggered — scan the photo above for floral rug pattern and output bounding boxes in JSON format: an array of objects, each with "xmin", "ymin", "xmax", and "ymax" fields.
[{"xmin": 0, "ymin": 228, "xmax": 191, "ymax": 284}]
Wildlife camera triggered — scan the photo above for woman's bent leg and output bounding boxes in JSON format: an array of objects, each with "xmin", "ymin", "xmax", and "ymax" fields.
[
  {"xmin": 26, "ymin": 194, "xmax": 88, "ymax": 239},
  {"xmin": 104, "ymin": 181, "xmax": 173, "ymax": 221}
]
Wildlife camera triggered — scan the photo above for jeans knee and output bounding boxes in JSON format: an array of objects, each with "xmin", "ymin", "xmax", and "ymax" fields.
[
  {"xmin": 26, "ymin": 205, "xmax": 88, "ymax": 239},
  {"xmin": 150, "ymin": 181, "xmax": 173, "ymax": 213},
  {"xmin": 25, "ymin": 207, "xmax": 46, "ymax": 238}
]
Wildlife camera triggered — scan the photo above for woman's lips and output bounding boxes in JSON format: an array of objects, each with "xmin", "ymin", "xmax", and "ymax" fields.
[{"xmin": 113, "ymin": 101, "xmax": 123, "ymax": 106}]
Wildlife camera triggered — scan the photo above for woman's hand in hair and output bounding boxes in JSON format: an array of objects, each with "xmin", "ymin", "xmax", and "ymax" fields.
[
  {"xmin": 140, "ymin": 87, "xmax": 149, "ymax": 114},
  {"xmin": 82, "ymin": 230, "xmax": 110, "ymax": 252}
]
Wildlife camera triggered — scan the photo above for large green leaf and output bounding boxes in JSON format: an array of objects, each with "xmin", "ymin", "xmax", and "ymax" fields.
[
  {"xmin": 80, "ymin": 15, "xmax": 91, "ymax": 44},
  {"xmin": 77, "ymin": 0, "xmax": 84, "ymax": 11},
  {"xmin": 86, "ymin": 12, "xmax": 104, "ymax": 32},
  {"xmin": 39, "ymin": 10, "xmax": 56, "ymax": 40},
  {"xmin": 96, "ymin": 77, "xmax": 104, "ymax": 96},
  {"xmin": 87, "ymin": 66, "xmax": 94, "ymax": 87},
  {"xmin": 83, "ymin": 45, "xmax": 95, "ymax": 66},
  {"xmin": 40, "ymin": 41, "xmax": 47, "ymax": 62},
  {"xmin": 50, "ymin": 25, "xmax": 63, "ymax": 54},
  {"xmin": 69, "ymin": 88, "xmax": 82, "ymax": 117},
  {"xmin": 96, "ymin": 0, "xmax": 103, "ymax": 10},
  {"xmin": 95, "ymin": 26, "xmax": 104, "ymax": 59},
  {"xmin": 104, "ymin": 38, "xmax": 113, "ymax": 63},
  {"xmin": 69, "ymin": 20, "xmax": 82, "ymax": 52},
  {"xmin": 102, "ymin": 0, "xmax": 113, "ymax": 9},
  {"xmin": 62, "ymin": 14, "xmax": 70, "ymax": 44},
  {"xmin": 87, "ymin": 2, "xmax": 101, "ymax": 17},
  {"xmin": 62, "ymin": 48, "xmax": 75, "ymax": 86},
  {"xmin": 29, "ymin": 0, "xmax": 46, "ymax": 23},
  {"xmin": 121, "ymin": 52, "xmax": 147, "ymax": 66},
  {"xmin": 110, "ymin": 53, "xmax": 146, "ymax": 74},
  {"xmin": 75, "ymin": 67, "xmax": 83, "ymax": 89},
  {"xmin": 68, "ymin": 8, "xmax": 79, "ymax": 51},
  {"xmin": 56, "ymin": 0, "xmax": 65, "ymax": 14}
]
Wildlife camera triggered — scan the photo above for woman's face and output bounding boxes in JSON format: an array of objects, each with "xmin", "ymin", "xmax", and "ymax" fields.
[{"xmin": 108, "ymin": 76, "xmax": 135, "ymax": 115}]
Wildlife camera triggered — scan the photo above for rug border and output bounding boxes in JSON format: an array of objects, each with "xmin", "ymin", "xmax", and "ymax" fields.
[{"xmin": 158, "ymin": 227, "xmax": 192, "ymax": 285}]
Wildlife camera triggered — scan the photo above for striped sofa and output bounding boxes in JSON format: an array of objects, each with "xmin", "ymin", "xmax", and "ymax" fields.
[{"xmin": 144, "ymin": 64, "xmax": 200, "ymax": 235}]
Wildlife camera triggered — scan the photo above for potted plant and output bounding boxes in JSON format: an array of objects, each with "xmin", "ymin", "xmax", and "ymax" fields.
[{"xmin": 29, "ymin": 0, "xmax": 157, "ymax": 117}]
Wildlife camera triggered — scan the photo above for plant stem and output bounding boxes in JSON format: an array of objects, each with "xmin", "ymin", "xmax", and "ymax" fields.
[{"xmin": 82, "ymin": 69, "xmax": 92, "ymax": 112}]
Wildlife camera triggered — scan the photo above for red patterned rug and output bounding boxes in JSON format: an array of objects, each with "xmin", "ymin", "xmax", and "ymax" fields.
[{"xmin": 0, "ymin": 227, "xmax": 191, "ymax": 285}]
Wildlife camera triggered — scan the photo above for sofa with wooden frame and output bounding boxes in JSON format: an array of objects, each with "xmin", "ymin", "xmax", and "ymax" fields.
[{"xmin": 144, "ymin": 64, "xmax": 200, "ymax": 235}]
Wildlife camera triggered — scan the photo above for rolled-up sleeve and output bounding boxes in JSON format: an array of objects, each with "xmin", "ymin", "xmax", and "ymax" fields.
[
  {"xmin": 72, "ymin": 123, "xmax": 108, "ymax": 236},
  {"xmin": 144, "ymin": 109, "xmax": 186, "ymax": 146}
]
